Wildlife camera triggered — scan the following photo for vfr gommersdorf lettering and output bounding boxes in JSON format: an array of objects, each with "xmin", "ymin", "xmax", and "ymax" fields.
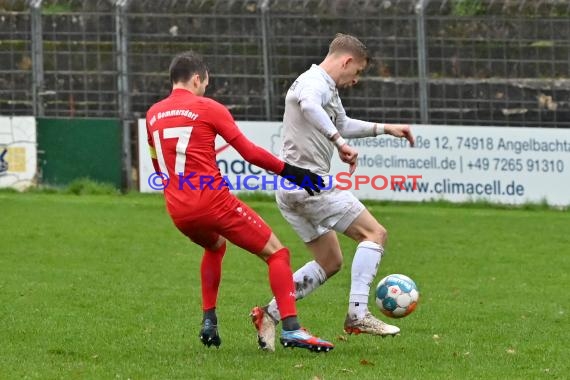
[{"xmin": 392, "ymin": 179, "xmax": 525, "ymax": 196}]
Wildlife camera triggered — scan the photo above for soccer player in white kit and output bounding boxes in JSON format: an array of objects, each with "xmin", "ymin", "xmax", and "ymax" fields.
[{"xmin": 250, "ymin": 33, "xmax": 415, "ymax": 351}]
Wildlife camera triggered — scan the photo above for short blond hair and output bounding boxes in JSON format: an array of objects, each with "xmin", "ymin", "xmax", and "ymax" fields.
[{"xmin": 328, "ymin": 33, "xmax": 370, "ymax": 65}]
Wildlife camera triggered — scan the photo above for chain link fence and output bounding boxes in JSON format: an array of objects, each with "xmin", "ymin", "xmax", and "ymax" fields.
[
  {"xmin": 1, "ymin": 0, "xmax": 569, "ymax": 127},
  {"xmin": 1, "ymin": 1, "xmax": 32, "ymax": 115}
]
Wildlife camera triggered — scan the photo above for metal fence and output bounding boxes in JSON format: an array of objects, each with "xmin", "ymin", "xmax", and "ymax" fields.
[{"xmin": 1, "ymin": 0, "xmax": 569, "ymax": 127}]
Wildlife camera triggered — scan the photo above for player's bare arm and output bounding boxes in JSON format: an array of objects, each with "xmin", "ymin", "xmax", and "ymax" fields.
[{"xmin": 383, "ymin": 124, "xmax": 415, "ymax": 147}]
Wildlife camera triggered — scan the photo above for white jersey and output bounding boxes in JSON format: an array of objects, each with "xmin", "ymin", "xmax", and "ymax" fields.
[{"xmin": 281, "ymin": 64, "xmax": 345, "ymax": 175}]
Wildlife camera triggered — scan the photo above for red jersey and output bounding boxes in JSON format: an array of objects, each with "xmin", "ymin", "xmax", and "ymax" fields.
[{"xmin": 146, "ymin": 88, "xmax": 283, "ymax": 220}]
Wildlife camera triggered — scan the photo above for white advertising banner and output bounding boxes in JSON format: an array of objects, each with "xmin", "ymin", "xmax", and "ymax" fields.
[
  {"xmin": 345, "ymin": 125, "xmax": 570, "ymax": 206},
  {"xmin": 138, "ymin": 120, "xmax": 570, "ymax": 206},
  {"xmin": 0, "ymin": 116, "xmax": 37, "ymax": 190}
]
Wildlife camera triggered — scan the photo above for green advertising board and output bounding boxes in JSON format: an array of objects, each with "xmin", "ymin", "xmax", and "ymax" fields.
[{"xmin": 37, "ymin": 118, "xmax": 122, "ymax": 188}]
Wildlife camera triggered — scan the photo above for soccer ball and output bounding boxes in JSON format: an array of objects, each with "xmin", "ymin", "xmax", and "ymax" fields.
[{"xmin": 375, "ymin": 274, "xmax": 419, "ymax": 318}]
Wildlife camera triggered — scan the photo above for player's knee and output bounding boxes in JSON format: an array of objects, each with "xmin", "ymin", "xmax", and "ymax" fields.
[
  {"xmin": 211, "ymin": 237, "xmax": 226, "ymax": 251},
  {"xmin": 360, "ymin": 224, "xmax": 387, "ymax": 245},
  {"xmin": 265, "ymin": 247, "xmax": 290, "ymax": 265},
  {"xmin": 258, "ymin": 233, "xmax": 285, "ymax": 261}
]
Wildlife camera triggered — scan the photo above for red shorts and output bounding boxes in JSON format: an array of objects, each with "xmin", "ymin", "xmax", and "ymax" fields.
[{"xmin": 172, "ymin": 193, "xmax": 272, "ymax": 254}]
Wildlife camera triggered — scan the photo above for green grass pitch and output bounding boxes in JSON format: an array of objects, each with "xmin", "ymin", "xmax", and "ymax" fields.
[{"xmin": 1, "ymin": 192, "xmax": 568, "ymax": 379}]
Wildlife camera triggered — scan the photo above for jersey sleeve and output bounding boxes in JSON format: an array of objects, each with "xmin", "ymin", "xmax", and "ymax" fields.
[
  {"xmin": 230, "ymin": 135, "xmax": 284, "ymax": 174},
  {"xmin": 209, "ymin": 100, "xmax": 284, "ymax": 174},
  {"xmin": 293, "ymin": 78, "xmax": 339, "ymax": 139},
  {"xmin": 209, "ymin": 100, "xmax": 243, "ymax": 144},
  {"xmin": 336, "ymin": 114, "xmax": 376, "ymax": 138}
]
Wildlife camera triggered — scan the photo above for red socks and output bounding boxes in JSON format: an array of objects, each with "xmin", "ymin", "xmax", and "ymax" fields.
[
  {"xmin": 266, "ymin": 248, "xmax": 297, "ymax": 319},
  {"xmin": 201, "ymin": 244, "xmax": 296, "ymax": 320},
  {"xmin": 200, "ymin": 243, "xmax": 226, "ymax": 311}
]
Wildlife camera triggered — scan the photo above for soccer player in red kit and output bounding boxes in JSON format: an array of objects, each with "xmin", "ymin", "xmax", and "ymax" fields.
[{"xmin": 145, "ymin": 51, "xmax": 333, "ymax": 352}]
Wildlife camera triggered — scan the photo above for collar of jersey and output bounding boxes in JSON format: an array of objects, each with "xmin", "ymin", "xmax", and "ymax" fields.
[
  {"xmin": 311, "ymin": 64, "xmax": 336, "ymax": 91},
  {"xmin": 171, "ymin": 88, "xmax": 195, "ymax": 96}
]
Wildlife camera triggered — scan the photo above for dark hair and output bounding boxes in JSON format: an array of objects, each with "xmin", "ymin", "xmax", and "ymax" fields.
[
  {"xmin": 328, "ymin": 33, "xmax": 370, "ymax": 66},
  {"xmin": 169, "ymin": 51, "xmax": 208, "ymax": 84}
]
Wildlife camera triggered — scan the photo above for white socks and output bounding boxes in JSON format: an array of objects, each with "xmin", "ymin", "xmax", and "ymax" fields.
[
  {"xmin": 266, "ymin": 260, "xmax": 326, "ymax": 321},
  {"xmin": 348, "ymin": 241, "xmax": 384, "ymax": 319},
  {"xmin": 265, "ymin": 242, "xmax": 384, "ymax": 322}
]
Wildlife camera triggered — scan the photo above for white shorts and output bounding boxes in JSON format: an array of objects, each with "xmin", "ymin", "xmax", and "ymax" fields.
[{"xmin": 276, "ymin": 185, "xmax": 365, "ymax": 243}]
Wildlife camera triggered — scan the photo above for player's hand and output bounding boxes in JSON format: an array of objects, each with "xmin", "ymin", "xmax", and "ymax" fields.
[
  {"xmin": 384, "ymin": 124, "xmax": 415, "ymax": 147},
  {"xmin": 348, "ymin": 161, "xmax": 357, "ymax": 175},
  {"xmin": 280, "ymin": 163, "xmax": 325, "ymax": 196},
  {"xmin": 338, "ymin": 144, "xmax": 358, "ymax": 175}
]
